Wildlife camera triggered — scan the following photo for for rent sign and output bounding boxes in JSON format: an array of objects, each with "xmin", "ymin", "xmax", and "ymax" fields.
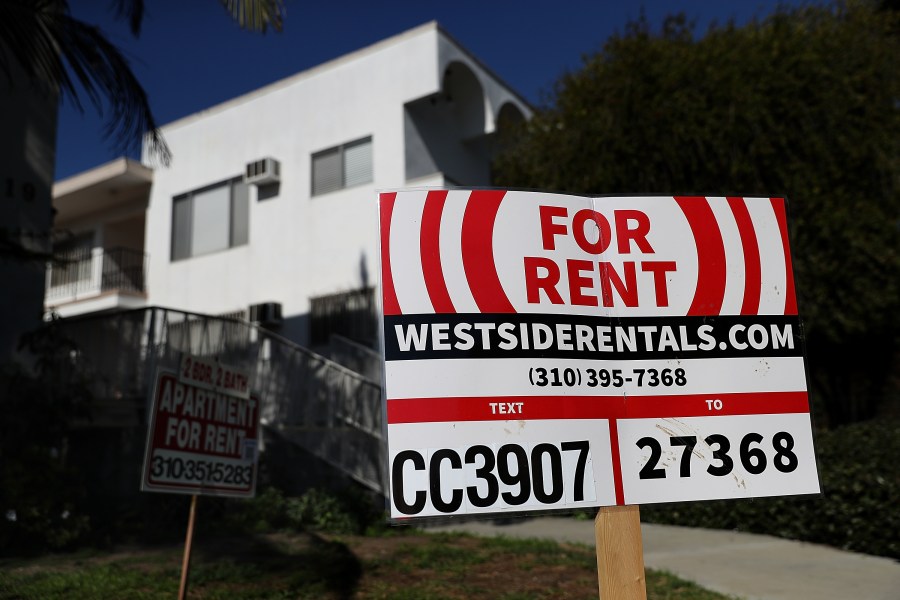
[
  {"xmin": 378, "ymin": 190, "xmax": 820, "ymax": 520},
  {"xmin": 141, "ymin": 356, "xmax": 260, "ymax": 497}
]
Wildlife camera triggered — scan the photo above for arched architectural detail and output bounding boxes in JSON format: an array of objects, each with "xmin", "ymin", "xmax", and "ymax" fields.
[
  {"xmin": 440, "ymin": 61, "xmax": 487, "ymax": 140},
  {"xmin": 488, "ymin": 102, "xmax": 528, "ymax": 184},
  {"xmin": 404, "ymin": 32, "xmax": 532, "ymax": 186},
  {"xmin": 495, "ymin": 102, "xmax": 526, "ymax": 133}
]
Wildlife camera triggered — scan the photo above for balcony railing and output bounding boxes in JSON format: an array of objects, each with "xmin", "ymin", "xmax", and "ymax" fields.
[{"xmin": 46, "ymin": 246, "xmax": 147, "ymax": 303}]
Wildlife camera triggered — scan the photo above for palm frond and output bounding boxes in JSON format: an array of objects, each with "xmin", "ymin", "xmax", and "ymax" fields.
[
  {"xmin": 220, "ymin": 0, "xmax": 285, "ymax": 33},
  {"xmin": 0, "ymin": 0, "xmax": 170, "ymax": 164},
  {"xmin": 110, "ymin": 0, "xmax": 145, "ymax": 37}
]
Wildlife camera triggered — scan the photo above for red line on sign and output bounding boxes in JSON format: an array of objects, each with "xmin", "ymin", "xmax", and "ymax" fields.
[
  {"xmin": 380, "ymin": 192, "xmax": 401, "ymax": 315},
  {"xmin": 675, "ymin": 196, "xmax": 727, "ymax": 316},
  {"xmin": 770, "ymin": 198, "xmax": 798, "ymax": 315},
  {"xmin": 420, "ymin": 190, "xmax": 455, "ymax": 313},
  {"xmin": 386, "ymin": 391, "xmax": 810, "ymax": 424},
  {"xmin": 727, "ymin": 197, "xmax": 762, "ymax": 315},
  {"xmin": 461, "ymin": 190, "xmax": 515, "ymax": 313},
  {"xmin": 608, "ymin": 419, "xmax": 625, "ymax": 505}
]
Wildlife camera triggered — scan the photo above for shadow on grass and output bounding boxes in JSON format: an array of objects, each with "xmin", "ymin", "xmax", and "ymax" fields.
[{"xmin": 188, "ymin": 531, "xmax": 363, "ymax": 598}]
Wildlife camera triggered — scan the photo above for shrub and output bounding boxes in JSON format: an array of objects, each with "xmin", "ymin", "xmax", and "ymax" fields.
[
  {"xmin": 641, "ymin": 418, "xmax": 900, "ymax": 558},
  {"xmin": 219, "ymin": 485, "xmax": 381, "ymax": 536},
  {"xmin": 216, "ymin": 486, "xmax": 290, "ymax": 533},
  {"xmin": 0, "ymin": 323, "xmax": 95, "ymax": 556},
  {"xmin": 0, "ymin": 446, "xmax": 91, "ymax": 555},
  {"xmin": 285, "ymin": 489, "xmax": 359, "ymax": 534}
]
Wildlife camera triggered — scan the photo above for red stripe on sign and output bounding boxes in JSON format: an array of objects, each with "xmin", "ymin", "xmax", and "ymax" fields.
[
  {"xmin": 727, "ymin": 197, "xmax": 762, "ymax": 315},
  {"xmin": 386, "ymin": 391, "xmax": 810, "ymax": 423},
  {"xmin": 608, "ymin": 419, "xmax": 625, "ymax": 505},
  {"xmin": 420, "ymin": 190, "xmax": 455, "ymax": 314},
  {"xmin": 461, "ymin": 190, "xmax": 515, "ymax": 313},
  {"xmin": 770, "ymin": 198, "xmax": 798, "ymax": 315},
  {"xmin": 621, "ymin": 391, "xmax": 809, "ymax": 418},
  {"xmin": 380, "ymin": 192, "xmax": 401, "ymax": 315},
  {"xmin": 675, "ymin": 197, "xmax": 726, "ymax": 316}
]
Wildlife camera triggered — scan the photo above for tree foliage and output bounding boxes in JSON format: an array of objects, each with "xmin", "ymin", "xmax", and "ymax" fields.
[
  {"xmin": 494, "ymin": 1, "xmax": 899, "ymax": 424},
  {"xmin": 642, "ymin": 418, "xmax": 900, "ymax": 558},
  {"xmin": 0, "ymin": 321, "xmax": 94, "ymax": 554},
  {"xmin": 0, "ymin": 0, "xmax": 169, "ymax": 163}
]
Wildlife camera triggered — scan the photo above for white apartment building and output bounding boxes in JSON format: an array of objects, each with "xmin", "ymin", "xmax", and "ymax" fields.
[{"xmin": 47, "ymin": 22, "xmax": 530, "ymax": 351}]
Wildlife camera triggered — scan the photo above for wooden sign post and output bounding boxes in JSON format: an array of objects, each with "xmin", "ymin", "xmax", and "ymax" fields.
[
  {"xmin": 140, "ymin": 356, "xmax": 260, "ymax": 599},
  {"xmin": 178, "ymin": 494, "xmax": 199, "ymax": 600},
  {"xmin": 595, "ymin": 505, "xmax": 646, "ymax": 599}
]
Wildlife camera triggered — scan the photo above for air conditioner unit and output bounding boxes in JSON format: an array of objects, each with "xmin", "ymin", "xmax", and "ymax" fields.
[
  {"xmin": 249, "ymin": 302, "xmax": 283, "ymax": 326},
  {"xmin": 243, "ymin": 157, "xmax": 280, "ymax": 185}
]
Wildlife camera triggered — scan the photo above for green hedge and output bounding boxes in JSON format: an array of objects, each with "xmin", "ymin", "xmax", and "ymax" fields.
[
  {"xmin": 641, "ymin": 418, "xmax": 900, "ymax": 559},
  {"xmin": 213, "ymin": 485, "xmax": 382, "ymax": 536}
]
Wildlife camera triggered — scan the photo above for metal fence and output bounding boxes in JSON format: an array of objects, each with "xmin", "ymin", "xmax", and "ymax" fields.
[
  {"xmin": 329, "ymin": 334, "xmax": 383, "ymax": 385},
  {"xmin": 55, "ymin": 306, "xmax": 386, "ymax": 494},
  {"xmin": 46, "ymin": 246, "xmax": 147, "ymax": 301},
  {"xmin": 309, "ymin": 287, "xmax": 378, "ymax": 347}
]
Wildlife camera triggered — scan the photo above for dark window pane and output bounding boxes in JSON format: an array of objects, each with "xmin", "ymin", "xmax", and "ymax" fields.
[
  {"xmin": 171, "ymin": 195, "xmax": 192, "ymax": 260},
  {"xmin": 231, "ymin": 180, "xmax": 250, "ymax": 246},
  {"xmin": 312, "ymin": 148, "xmax": 342, "ymax": 196},
  {"xmin": 344, "ymin": 137, "xmax": 373, "ymax": 187}
]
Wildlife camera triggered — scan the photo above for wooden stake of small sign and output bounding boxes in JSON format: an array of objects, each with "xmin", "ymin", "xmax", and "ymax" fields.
[
  {"xmin": 178, "ymin": 494, "xmax": 199, "ymax": 600},
  {"xmin": 595, "ymin": 505, "xmax": 647, "ymax": 600}
]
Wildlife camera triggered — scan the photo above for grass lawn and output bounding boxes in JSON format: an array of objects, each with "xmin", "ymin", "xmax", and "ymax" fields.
[{"xmin": 0, "ymin": 530, "xmax": 735, "ymax": 599}]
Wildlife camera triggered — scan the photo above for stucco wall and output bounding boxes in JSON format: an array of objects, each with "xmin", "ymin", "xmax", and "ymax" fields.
[{"xmin": 140, "ymin": 23, "xmax": 529, "ymax": 346}]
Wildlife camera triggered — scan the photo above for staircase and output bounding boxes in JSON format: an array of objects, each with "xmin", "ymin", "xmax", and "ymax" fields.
[{"xmin": 52, "ymin": 306, "xmax": 386, "ymax": 494}]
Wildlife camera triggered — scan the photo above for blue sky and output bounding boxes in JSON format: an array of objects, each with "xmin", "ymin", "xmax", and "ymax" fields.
[{"xmin": 56, "ymin": 0, "xmax": 810, "ymax": 180}]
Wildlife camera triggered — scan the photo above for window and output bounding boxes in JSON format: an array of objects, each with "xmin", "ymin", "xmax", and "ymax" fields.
[
  {"xmin": 311, "ymin": 136, "xmax": 373, "ymax": 196},
  {"xmin": 171, "ymin": 178, "xmax": 249, "ymax": 260}
]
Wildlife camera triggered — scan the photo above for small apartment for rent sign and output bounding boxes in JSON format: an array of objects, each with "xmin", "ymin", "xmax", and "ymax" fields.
[
  {"xmin": 378, "ymin": 190, "xmax": 820, "ymax": 520},
  {"xmin": 141, "ymin": 356, "xmax": 260, "ymax": 498}
]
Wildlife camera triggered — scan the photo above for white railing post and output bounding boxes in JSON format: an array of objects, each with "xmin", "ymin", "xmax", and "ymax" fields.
[{"xmin": 88, "ymin": 247, "xmax": 103, "ymax": 297}]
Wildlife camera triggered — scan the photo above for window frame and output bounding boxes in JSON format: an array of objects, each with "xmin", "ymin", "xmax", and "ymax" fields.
[
  {"xmin": 171, "ymin": 177, "xmax": 249, "ymax": 261},
  {"xmin": 311, "ymin": 136, "xmax": 373, "ymax": 197}
]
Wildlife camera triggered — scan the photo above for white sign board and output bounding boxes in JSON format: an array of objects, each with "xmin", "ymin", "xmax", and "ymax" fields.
[
  {"xmin": 141, "ymin": 356, "xmax": 260, "ymax": 497},
  {"xmin": 378, "ymin": 190, "xmax": 819, "ymax": 520}
]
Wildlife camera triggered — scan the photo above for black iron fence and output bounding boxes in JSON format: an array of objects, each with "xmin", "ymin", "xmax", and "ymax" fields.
[
  {"xmin": 309, "ymin": 287, "xmax": 378, "ymax": 348},
  {"xmin": 329, "ymin": 334, "xmax": 383, "ymax": 384}
]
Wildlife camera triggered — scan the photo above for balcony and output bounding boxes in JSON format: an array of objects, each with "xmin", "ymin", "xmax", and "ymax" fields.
[{"xmin": 45, "ymin": 246, "xmax": 148, "ymax": 318}]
